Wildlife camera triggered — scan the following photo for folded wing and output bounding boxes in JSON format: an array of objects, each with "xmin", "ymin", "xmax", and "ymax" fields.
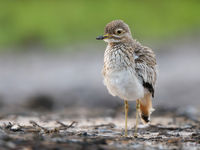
[{"xmin": 134, "ymin": 45, "xmax": 157, "ymax": 97}]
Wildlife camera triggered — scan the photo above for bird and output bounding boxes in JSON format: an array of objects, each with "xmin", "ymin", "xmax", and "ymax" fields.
[{"xmin": 96, "ymin": 20, "xmax": 157, "ymax": 137}]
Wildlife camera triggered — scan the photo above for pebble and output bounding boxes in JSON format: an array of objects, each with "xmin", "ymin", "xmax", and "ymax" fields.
[{"xmin": 11, "ymin": 125, "xmax": 20, "ymax": 131}]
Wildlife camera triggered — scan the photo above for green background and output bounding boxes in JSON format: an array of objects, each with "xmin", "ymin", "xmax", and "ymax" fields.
[{"xmin": 0, "ymin": 0, "xmax": 199, "ymax": 48}]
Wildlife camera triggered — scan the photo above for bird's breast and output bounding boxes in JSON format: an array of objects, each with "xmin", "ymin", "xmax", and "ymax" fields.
[
  {"xmin": 103, "ymin": 45, "xmax": 144, "ymax": 101},
  {"xmin": 103, "ymin": 68, "xmax": 144, "ymax": 101}
]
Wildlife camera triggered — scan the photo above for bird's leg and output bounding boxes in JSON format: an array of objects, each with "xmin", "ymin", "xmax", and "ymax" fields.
[
  {"xmin": 134, "ymin": 99, "xmax": 140, "ymax": 137},
  {"xmin": 124, "ymin": 100, "xmax": 128, "ymax": 137}
]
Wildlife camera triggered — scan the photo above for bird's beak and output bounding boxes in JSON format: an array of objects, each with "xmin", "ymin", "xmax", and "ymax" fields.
[{"xmin": 96, "ymin": 34, "xmax": 109, "ymax": 40}]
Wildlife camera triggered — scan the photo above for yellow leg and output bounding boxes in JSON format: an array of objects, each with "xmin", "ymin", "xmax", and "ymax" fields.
[
  {"xmin": 124, "ymin": 100, "xmax": 128, "ymax": 137},
  {"xmin": 134, "ymin": 99, "xmax": 140, "ymax": 137}
]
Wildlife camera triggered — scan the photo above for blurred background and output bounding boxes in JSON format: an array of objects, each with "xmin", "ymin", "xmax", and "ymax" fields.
[{"xmin": 0, "ymin": 0, "xmax": 200, "ymax": 117}]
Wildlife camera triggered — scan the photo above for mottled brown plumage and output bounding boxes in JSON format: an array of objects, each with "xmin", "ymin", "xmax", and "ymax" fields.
[{"xmin": 96, "ymin": 20, "xmax": 158, "ymax": 137}]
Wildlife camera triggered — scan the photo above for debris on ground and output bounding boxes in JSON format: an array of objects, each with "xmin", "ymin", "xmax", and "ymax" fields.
[{"xmin": 0, "ymin": 111, "xmax": 199, "ymax": 150}]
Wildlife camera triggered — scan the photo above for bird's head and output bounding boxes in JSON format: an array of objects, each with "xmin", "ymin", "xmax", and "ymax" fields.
[{"xmin": 96, "ymin": 20, "xmax": 133, "ymax": 44}]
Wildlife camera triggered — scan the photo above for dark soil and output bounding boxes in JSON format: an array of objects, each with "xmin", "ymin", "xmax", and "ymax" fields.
[{"xmin": 0, "ymin": 110, "xmax": 199, "ymax": 150}]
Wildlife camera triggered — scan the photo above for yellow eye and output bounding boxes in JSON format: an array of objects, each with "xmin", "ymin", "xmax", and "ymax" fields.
[{"xmin": 116, "ymin": 29, "xmax": 123, "ymax": 35}]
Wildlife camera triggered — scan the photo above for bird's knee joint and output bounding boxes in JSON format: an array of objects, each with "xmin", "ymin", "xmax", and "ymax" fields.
[
  {"xmin": 125, "ymin": 104, "xmax": 129, "ymax": 110},
  {"xmin": 136, "ymin": 103, "xmax": 140, "ymax": 109}
]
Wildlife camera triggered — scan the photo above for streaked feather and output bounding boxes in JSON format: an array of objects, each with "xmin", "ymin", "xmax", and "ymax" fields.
[{"xmin": 133, "ymin": 41, "xmax": 157, "ymax": 97}]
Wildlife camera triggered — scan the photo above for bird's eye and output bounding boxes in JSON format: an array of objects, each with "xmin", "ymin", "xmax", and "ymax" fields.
[{"xmin": 116, "ymin": 29, "xmax": 122, "ymax": 35}]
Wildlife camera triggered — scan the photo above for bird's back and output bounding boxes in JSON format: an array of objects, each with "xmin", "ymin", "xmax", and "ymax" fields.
[{"xmin": 133, "ymin": 41, "xmax": 157, "ymax": 97}]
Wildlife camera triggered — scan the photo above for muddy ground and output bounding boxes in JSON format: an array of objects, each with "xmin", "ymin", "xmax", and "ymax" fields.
[{"xmin": 0, "ymin": 108, "xmax": 199, "ymax": 150}]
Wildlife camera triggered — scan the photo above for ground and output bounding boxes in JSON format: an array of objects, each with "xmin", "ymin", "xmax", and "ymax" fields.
[{"xmin": 0, "ymin": 109, "xmax": 199, "ymax": 150}]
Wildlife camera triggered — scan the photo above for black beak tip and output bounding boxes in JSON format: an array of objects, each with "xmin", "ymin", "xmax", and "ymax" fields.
[{"xmin": 96, "ymin": 35, "xmax": 104, "ymax": 40}]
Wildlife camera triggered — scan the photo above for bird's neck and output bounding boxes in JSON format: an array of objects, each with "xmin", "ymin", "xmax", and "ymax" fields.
[
  {"xmin": 108, "ymin": 38, "xmax": 138, "ymax": 51},
  {"xmin": 105, "ymin": 39, "xmax": 136, "ymax": 67},
  {"xmin": 104, "ymin": 42, "xmax": 135, "ymax": 71}
]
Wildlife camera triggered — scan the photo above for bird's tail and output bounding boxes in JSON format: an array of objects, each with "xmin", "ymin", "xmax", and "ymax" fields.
[{"xmin": 139, "ymin": 93, "xmax": 155, "ymax": 124}]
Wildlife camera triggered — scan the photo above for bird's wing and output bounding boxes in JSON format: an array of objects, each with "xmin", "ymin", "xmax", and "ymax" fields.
[{"xmin": 134, "ymin": 45, "xmax": 157, "ymax": 97}]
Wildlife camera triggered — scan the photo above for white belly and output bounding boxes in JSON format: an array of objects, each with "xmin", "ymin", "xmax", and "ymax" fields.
[{"xmin": 104, "ymin": 69, "xmax": 144, "ymax": 101}]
